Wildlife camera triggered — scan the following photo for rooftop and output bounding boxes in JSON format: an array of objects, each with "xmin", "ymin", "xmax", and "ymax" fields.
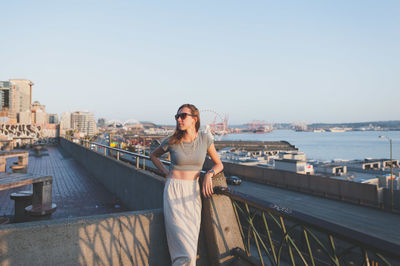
[{"xmin": 0, "ymin": 146, "xmax": 128, "ymax": 220}]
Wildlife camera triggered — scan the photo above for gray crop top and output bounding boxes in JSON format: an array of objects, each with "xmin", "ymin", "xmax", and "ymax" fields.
[{"xmin": 160, "ymin": 131, "xmax": 213, "ymax": 171}]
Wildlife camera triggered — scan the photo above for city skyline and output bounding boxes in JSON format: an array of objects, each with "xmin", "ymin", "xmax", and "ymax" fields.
[{"xmin": 1, "ymin": 1, "xmax": 399, "ymax": 124}]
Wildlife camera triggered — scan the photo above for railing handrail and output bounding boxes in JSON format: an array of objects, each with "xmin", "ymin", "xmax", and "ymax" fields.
[
  {"xmin": 214, "ymin": 186, "xmax": 400, "ymax": 260},
  {"xmin": 77, "ymin": 138, "xmax": 172, "ymax": 165}
]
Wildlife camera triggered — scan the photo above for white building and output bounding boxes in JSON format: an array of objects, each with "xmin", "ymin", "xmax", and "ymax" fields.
[
  {"xmin": 60, "ymin": 112, "xmax": 72, "ymax": 136},
  {"xmin": 34, "ymin": 110, "xmax": 47, "ymax": 125},
  {"xmin": 71, "ymin": 111, "xmax": 97, "ymax": 137},
  {"xmin": 275, "ymin": 159, "xmax": 314, "ymax": 175},
  {"xmin": 18, "ymin": 110, "xmax": 32, "ymax": 124}
]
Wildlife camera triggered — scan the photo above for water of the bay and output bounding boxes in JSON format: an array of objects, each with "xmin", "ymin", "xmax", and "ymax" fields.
[{"xmin": 220, "ymin": 130, "xmax": 400, "ymax": 162}]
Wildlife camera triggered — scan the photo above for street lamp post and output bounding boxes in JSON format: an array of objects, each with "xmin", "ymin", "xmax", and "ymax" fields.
[{"xmin": 379, "ymin": 135, "xmax": 394, "ymax": 209}]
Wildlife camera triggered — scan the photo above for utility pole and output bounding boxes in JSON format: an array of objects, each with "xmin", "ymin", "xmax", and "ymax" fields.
[{"xmin": 379, "ymin": 136, "xmax": 394, "ymax": 210}]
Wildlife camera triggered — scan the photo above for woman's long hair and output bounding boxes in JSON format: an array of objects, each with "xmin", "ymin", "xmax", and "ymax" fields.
[{"xmin": 169, "ymin": 104, "xmax": 200, "ymax": 145}]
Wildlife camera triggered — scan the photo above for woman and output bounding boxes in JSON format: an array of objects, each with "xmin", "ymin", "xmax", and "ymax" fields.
[{"xmin": 150, "ymin": 104, "xmax": 223, "ymax": 266}]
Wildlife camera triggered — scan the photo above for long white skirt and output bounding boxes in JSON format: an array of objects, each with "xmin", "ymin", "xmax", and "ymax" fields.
[{"xmin": 163, "ymin": 178, "xmax": 202, "ymax": 266}]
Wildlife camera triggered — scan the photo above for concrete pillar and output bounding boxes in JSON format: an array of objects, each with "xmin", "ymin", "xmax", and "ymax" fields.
[{"xmin": 201, "ymin": 172, "xmax": 246, "ymax": 265}]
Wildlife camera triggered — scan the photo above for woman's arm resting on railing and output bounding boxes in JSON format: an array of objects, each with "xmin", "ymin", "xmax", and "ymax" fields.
[
  {"xmin": 150, "ymin": 146, "xmax": 169, "ymax": 177},
  {"xmin": 203, "ymin": 143, "xmax": 224, "ymax": 198}
]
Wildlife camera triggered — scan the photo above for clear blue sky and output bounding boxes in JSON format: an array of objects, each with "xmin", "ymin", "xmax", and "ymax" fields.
[{"xmin": 1, "ymin": 0, "xmax": 399, "ymax": 125}]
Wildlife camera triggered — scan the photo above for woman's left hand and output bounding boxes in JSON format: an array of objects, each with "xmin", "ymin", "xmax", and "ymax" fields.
[{"xmin": 202, "ymin": 173, "xmax": 214, "ymax": 198}]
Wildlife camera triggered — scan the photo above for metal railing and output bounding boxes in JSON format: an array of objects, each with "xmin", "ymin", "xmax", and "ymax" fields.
[
  {"xmin": 65, "ymin": 137, "xmax": 171, "ymax": 172},
  {"xmin": 215, "ymin": 186, "xmax": 400, "ymax": 266}
]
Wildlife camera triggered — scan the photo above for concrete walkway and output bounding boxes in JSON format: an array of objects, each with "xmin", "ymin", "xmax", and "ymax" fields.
[{"xmin": 0, "ymin": 146, "xmax": 128, "ymax": 220}]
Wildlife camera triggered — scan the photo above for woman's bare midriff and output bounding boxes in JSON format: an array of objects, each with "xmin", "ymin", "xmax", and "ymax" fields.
[{"xmin": 168, "ymin": 170, "xmax": 200, "ymax": 180}]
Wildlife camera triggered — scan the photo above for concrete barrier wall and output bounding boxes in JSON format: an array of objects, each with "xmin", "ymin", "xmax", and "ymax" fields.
[
  {"xmin": 0, "ymin": 209, "xmax": 170, "ymax": 266},
  {"xmin": 60, "ymin": 138, "xmax": 164, "ymax": 211},
  {"xmin": 382, "ymin": 188, "xmax": 400, "ymax": 210},
  {"xmin": 206, "ymin": 159, "xmax": 383, "ymax": 208},
  {"xmin": 60, "ymin": 138, "xmax": 386, "ymax": 210}
]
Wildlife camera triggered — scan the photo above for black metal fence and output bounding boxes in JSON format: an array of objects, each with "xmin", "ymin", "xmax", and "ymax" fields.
[{"xmin": 215, "ymin": 186, "xmax": 400, "ymax": 266}]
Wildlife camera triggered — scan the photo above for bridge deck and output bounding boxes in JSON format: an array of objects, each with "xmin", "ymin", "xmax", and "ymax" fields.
[
  {"xmin": 0, "ymin": 146, "xmax": 128, "ymax": 220},
  {"xmin": 231, "ymin": 180, "xmax": 400, "ymax": 246}
]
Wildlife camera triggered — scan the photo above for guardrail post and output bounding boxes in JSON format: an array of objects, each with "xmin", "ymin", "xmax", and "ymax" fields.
[
  {"xmin": 104, "ymin": 147, "xmax": 107, "ymax": 156},
  {"xmin": 143, "ymin": 157, "xmax": 146, "ymax": 170},
  {"xmin": 201, "ymin": 172, "xmax": 246, "ymax": 265},
  {"xmin": 117, "ymin": 151, "xmax": 120, "ymax": 161},
  {"xmin": 136, "ymin": 157, "xmax": 139, "ymax": 168}
]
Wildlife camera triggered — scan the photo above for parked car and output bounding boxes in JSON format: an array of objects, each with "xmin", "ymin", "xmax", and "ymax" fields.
[{"xmin": 226, "ymin": 175, "xmax": 242, "ymax": 185}]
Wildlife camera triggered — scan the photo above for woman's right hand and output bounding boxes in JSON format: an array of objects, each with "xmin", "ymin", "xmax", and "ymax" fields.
[{"xmin": 202, "ymin": 173, "xmax": 214, "ymax": 198}]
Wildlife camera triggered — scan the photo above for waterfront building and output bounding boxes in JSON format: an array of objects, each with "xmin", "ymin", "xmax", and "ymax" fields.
[
  {"xmin": 312, "ymin": 158, "xmax": 400, "ymax": 185},
  {"xmin": 71, "ymin": 111, "xmax": 97, "ymax": 137},
  {"xmin": 280, "ymin": 151, "xmax": 307, "ymax": 161},
  {"xmin": 275, "ymin": 158, "xmax": 314, "ymax": 174}
]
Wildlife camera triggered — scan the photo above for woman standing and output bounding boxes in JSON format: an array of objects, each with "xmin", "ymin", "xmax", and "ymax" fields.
[{"xmin": 150, "ymin": 104, "xmax": 223, "ymax": 266}]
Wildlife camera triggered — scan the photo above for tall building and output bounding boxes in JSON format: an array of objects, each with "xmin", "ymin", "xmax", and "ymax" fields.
[
  {"xmin": 0, "ymin": 81, "xmax": 11, "ymax": 123},
  {"xmin": 0, "ymin": 79, "xmax": 33, "ymax": 122},
  {"xmin": 60, "ymin": 112, "xmax": 71, "ymax": 136},
  {"xmin": 34, "ymin": 110, "xmax": 47, "ymax": 125},
  {"xmin": 9, "ymin": 79, "xmax": 33, "ymax": 113},
  {"xmin": 31, "ymin": 101, "xmax": 47, "ymax": 125},
  {"xmin": 71, "ymin": 111, "xmax": 97, "ymax": 136},
  {"xmin": 0, "ymin": 81, "xmax": 11, "ymax": 110}
]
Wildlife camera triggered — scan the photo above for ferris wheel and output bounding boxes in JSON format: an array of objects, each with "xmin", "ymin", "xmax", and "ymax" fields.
[{"xmin": 199, "ymin": 109, "xmax": 229, "ymax": 138}]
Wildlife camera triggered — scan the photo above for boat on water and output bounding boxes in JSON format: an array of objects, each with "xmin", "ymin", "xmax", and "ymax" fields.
[
  {"xmin": 253, "ymin": 128, "xmax": 273, "ymax": 133},
  {"xmin": 327, "ymin": 127, "xmax": 346, "ymax": 132}
]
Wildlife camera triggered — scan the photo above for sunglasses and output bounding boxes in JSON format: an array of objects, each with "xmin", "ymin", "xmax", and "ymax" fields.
[{"xmin": 175, "ymin": 113, "xmax": 197, "ymax": 120}]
